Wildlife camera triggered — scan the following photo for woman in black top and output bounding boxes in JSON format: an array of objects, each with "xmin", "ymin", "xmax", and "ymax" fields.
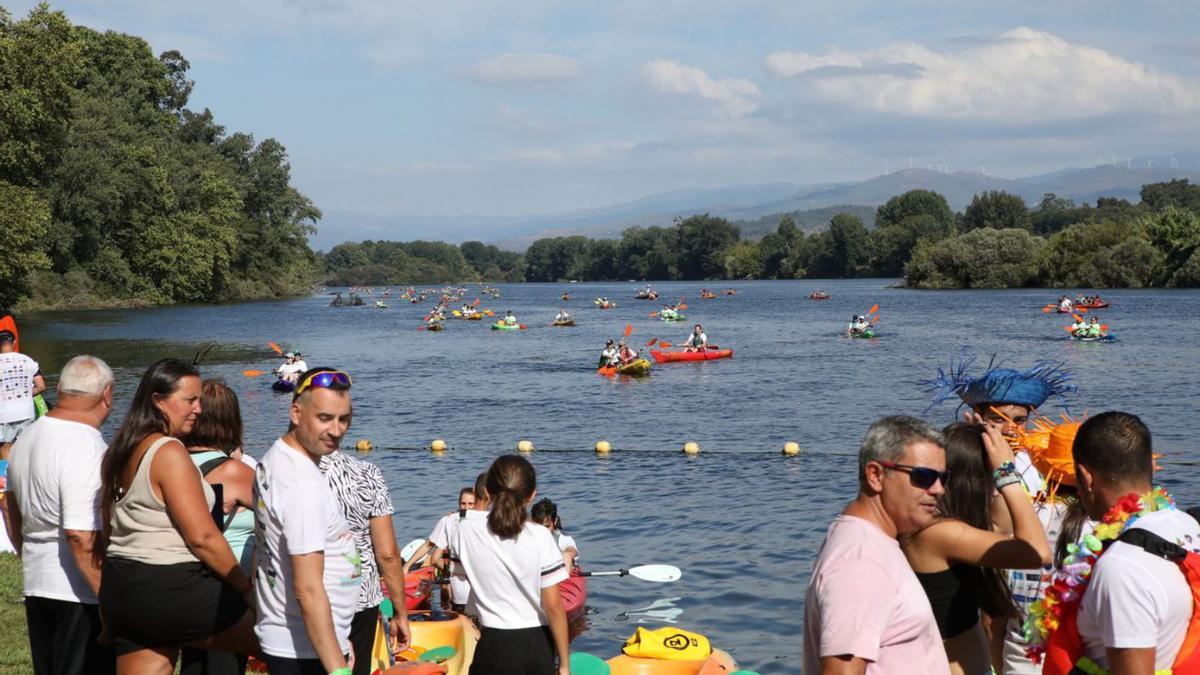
[{"xmin": 900, "ymin": 421, "xmax": 1051, "ymax": 675}]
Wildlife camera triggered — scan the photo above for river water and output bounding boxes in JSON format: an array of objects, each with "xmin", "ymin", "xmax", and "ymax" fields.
[{"xmin": 18, "ymin": 280, "xmax": 1200, "ymax": 673}]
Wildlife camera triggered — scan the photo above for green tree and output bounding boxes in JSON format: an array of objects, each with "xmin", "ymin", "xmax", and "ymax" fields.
[
  {"xmin": 724, "ymin": 240, "xmax": 762, "ymax": 279},
  {"xmin": 961, "ymin": 191, "xmax": 1031, "ymax": 232},
  {"xmin": 0, "ymin": 182, "xmax": 52, "ymax": 307},
  {"xmin": 673, "ymin": 214, "xmax": 740, "ymax": 279},
  {"xmin": 1141, "ymin": 179, "xmax": 1200, "ymax": 213},
  {"xmin": 905, "ymin": 228, "xmax": 1044, "ymax": 289},
  {"xmin": 869, "ymin": 190, "xmax": 956, "ymax": 275}
]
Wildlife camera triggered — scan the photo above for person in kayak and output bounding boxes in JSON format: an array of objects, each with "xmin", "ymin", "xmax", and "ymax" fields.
[
  {"xmin": 503, "ymin": 311, "xmax": 518, "ymax": 327},
  {"xmin": 402, "ymin": 487, "xmax": 476, "ymax": 575},
  {"xmin": 531, "ymin": 498, "xmax": 579, "ymax": 574},
  {"xmin": 598, "ymin": 340, "xmax": 619, "ymax": 368},
  {"xmin": 617, "ymin": 339, "xmax": 639, "ymax": 365},
  {"xmin": 1057, "ymin": 296, "xmax": 1073, "ymax": 313},
  {"xmin": 275, "ymin": 352, "xmax": 307, "ymax": 384},
  {"xmin": 554, "ymin": 308, "xmax": 571, "ymax": 323},
  {"xmin": 1084, "ymin": 316, "xmax": 1103, "ymax": 338},
  {"xmin": 659, "ymin": 304, "xmax": 678, "ymax": 321},
  {"xmin": 683, "ymin": 324, "xmax": 707, "ymax": 352},
  {"xmin": 846, "ymin": 315, "xmax": 870, "ymax": 337},
  {"xmin": 461, "ymin": 304, "xmax": 475, "ymax": 318},
  {"xmin": 1070, "ymin": 316, "xmax": 1087, "ymax": 336}
]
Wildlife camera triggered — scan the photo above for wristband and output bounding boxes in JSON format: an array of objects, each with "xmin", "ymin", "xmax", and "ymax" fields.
[
  {"xmin": 995, "ymin": 473, "xmax": 1022, "ymax": 489},
  {"xmin": 330, "ymin": 668, "xmax": 351, "ymax": 675}
]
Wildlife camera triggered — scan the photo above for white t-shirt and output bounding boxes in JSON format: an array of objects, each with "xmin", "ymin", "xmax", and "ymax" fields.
[
  {"xmin": 0, "ymin": 352, "xmax": 38, "ymax": 423},
  {"xmin": 253, "ymin": 438, "xmax": 361, "ymax": 659},
  {"xmin": 452, "ymin": 518, "xmax": 569, "ymax": 630},
  {"xmin": 1078, "ymin": 508, "xmax": 1200, "ymax": 670},
  {"xmin": 555, "ymin": 533, "xmax": 578, "ymax": 556},
  {"xmin": 430, "ymin": 509, "xmax": 485, "ymax": 606},
  {"xmin": 6, "ymin": 416, "xmax": 105, "ymax": 603},
  {"xmin": 277, "ymin": 361, "xmax": 306, "ymax": 378}
]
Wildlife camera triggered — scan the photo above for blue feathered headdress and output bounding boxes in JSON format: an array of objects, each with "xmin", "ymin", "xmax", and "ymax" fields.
[{"xmin": 923, "ymin": 354, "xmax": 1076, "ymax": 412}]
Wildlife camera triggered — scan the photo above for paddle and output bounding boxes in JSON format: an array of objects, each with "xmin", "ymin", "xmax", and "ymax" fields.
[
  {"xmin": 268, "ymin": 341, "xmax": 283, "ymax": 355},
  {"xmin": 579, "ymin": 564, "xmax": 682, "ymax": 582},
  {"xmin": 243, "ymin": 369, "xmax": 269, "ymax": 377},
  {"xmin": 657, "ymin": 341, "xmax": 672, "ymax": 349},
  {"xmin": 598, "ymin": 325, "xmax": 636, "ymax": 377}
]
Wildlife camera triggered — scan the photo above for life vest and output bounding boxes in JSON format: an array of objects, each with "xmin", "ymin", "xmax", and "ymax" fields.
[{"xmin": 1043, "ymin": 528, "xmax": 1200, "ymax": 675}]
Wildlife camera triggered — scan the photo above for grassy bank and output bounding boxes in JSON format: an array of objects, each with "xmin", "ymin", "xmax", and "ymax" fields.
[{"xmin": 0, "ymin": 554, "xmax": 30, "ymax": 674}]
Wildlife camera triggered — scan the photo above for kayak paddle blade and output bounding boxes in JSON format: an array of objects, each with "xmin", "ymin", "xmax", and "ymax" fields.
[
  {"xmin": 628, "ymin": 564, "xmax": 682, "ymax": 582},
  {"xmin": 569, "ymin": 653, "xmax": 611, "ymax": 675},
  {"xmin": 243, "ymin": 369, "xmax": 267, "ymax": 377},
  {"xmin": 624, "ymin": 323, "xmax": 633, "ymax": 337},
  {"xmin": 400, "ymin": 538, "xmax": 425, "ymax": 561},
  {"xmin": 867, "ymin": 303, "xmax": 879, "ymax": 315},
  {"xmin": 380, "ymin": 598, "xmax": 394, "ymax": 619}
]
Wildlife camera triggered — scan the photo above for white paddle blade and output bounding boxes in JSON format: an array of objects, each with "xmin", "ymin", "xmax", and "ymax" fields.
[
  {"xmin": 628, "ymin": 564, "xmax": 682, "ymax": 583},
  {"xmin": 400, "ymin": 538, "xmax": 426, "ymax": 561}
]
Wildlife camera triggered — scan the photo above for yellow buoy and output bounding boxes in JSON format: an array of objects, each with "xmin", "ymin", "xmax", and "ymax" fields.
[
  {"xmin": 517, "ymin": 440, "xmax": 534, "ymax": 453},
  {"xmin": 783, "ymin": 441, "xmax": 801, "ymax": 456},
  {"xmin": 355, "ymin": 439, "xmax": 373, "ymax": 453},
  {"xmin": 430, "ymin": 439, "xmax": 447, "ymax": 453},
  {"xmin": 682, "ymin": 441, "xmax": 700, "ymax": 455},
  {"xmin": 595, "ymin": 441, "xmax": 611, "ymax": 455}
]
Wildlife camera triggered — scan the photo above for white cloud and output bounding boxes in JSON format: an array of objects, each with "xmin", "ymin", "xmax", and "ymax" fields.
[
  {"xmin": 641, "ymin": 59, "xmax": 761, "ymax": 117},
  {"xmin": 466, "ymin": 53, "xmax": 583, "ymax": 85},
  {"xmin": 766, "ymin": 27, "xmax": 1200, "ymax": 122}
]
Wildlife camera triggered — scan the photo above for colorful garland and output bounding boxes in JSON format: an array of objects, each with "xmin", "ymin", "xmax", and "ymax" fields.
[{"xmin": 1022, "ymin": 486, "xmax": 1175, "ymax": 663}]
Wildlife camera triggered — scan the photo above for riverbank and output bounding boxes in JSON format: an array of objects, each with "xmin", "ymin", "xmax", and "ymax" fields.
[{"xmin": 0, "ymin": 554, "xmax": 29, "ymax": 674}]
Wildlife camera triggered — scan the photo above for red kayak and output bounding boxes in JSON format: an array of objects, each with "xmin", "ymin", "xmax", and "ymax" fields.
[
  {"xmin": 650, "ymin": 348, "xmax": 733, "ymax": 363},
  {"xmin": 561, "ymin": 570, "xmax": 588, "ymax": 623},
  {"xmin": 404, "ymin": 566, "xmax": 437, "ymax": 610}
]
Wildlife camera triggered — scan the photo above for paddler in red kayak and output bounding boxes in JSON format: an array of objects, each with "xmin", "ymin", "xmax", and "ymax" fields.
[
  {"xmin": 683, "ymin": 324, "xmax": 708, "ymax": 352},
  {"xmin": 532, "ymin": 498, "xmax": 580, "ymax": 573}
]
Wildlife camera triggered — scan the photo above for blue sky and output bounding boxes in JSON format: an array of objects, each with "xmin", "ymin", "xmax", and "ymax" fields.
[{"xmin": 11, "ymin": 1, "xmax": 1200, "ymax": 224}]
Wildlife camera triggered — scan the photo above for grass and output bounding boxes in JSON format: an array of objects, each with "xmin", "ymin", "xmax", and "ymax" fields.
[{"xmin": 0, "ymin": 554, "xmax": 31, "ymax": 674}]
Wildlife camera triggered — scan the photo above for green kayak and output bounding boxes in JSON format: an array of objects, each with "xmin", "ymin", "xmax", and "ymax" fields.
[
  {"xmin": 850, "ymin": 329, "xmax": 876, "ymax": 339},
  {"xmin": 491, "ymin": 322, "xmax": 525, "ymax": 331}
]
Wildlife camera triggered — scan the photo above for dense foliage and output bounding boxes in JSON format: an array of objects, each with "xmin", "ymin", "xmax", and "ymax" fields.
[
  {"xmin": 0, "ymin": 4, "xmax": 320, "ymax": 309},
  {"xmin": 321, "ymin": 240, "xmax": 523, "ymax": 285}
]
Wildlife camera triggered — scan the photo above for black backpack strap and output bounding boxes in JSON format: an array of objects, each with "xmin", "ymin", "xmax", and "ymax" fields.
[
  {"xmin": 1117, "ymin": 527, "xmax": 1188, "ymax": 564},
  {"xmin": 199, "ymin": 456, "xmax": 230, "ymax": 476}
]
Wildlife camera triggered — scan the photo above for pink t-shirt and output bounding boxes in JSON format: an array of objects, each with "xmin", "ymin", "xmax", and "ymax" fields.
[{"xmin": 804, "ymin": 515, "xmax": 950, "ymax": 675}]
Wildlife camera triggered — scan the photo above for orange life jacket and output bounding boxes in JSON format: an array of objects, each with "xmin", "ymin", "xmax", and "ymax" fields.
[{"xmin": 1043, "ymin": 527, "xmax": 1200, "ymax": 674}]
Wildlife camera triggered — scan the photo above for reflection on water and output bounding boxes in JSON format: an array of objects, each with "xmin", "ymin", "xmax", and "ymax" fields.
[{"xmin": 16, "ymin": 280, "xmax": 1200, "ymax": 673}]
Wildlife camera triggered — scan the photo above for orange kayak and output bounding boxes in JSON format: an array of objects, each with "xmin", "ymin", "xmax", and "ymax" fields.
[{"xmin": 650, "ymin": 349, "xmax": 733, "ymax": 363}]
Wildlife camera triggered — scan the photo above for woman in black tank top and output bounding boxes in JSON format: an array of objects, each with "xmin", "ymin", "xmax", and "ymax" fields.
[{"xmin": 900, "ymin": 421, "xmax": 1052, "ymax": 675}]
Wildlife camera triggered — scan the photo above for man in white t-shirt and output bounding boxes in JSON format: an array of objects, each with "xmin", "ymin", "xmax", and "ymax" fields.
[
  {"xmin": 0, "ymin": 330, "xmax": 45, "ymax": 458},
  {"xmin": 431, "ymin": 473, "xmax": 490, "ymax": 612},
  {"xmin": 1069, "ymin": 412, "xmax": 1200, "ymax": 672},
  {"xmin": 254, "ymin": 368, "xmax": 361, "ymax": 675},
  {"xmin": 6, "ymin": 355, "xmax": 114, "ymax": 675}
]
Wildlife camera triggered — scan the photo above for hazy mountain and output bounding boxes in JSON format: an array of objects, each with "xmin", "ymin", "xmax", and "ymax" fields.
[{"xmin": 310, "ymin": 156, "xmax": 1200, "ymax": 251}]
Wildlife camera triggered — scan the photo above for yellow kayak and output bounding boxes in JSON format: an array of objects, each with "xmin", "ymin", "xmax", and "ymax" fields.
[
  {"xmin": 616, "ymin": 358, "xmax": 652, "ymax": 377},
  {"xmin": 396, "ymin": 611, "xmax": 477, "ymax": 674}
]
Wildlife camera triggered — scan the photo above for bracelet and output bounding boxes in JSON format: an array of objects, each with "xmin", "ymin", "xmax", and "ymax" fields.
[
  {"xmin": 992, "ymin": 461, "xmax": 1016, "ymax": 480},
  {"xmin": 995, "ymin": 473, "xmax": 1022, "ymax": 489},
  {"xmin": 330, "ymin": 668, "xmax": 351, "ymax": 675}
]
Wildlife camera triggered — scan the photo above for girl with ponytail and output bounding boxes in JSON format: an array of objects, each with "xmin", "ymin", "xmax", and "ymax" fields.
[{"xmin": 453, "ymin": 455, "xmax": 570, "ymax": 675}]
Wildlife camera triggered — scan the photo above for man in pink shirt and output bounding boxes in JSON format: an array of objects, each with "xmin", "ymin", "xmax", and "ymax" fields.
[{"xmin": 804, "ymin": 415, "xmax": 952, "ymax": 675}]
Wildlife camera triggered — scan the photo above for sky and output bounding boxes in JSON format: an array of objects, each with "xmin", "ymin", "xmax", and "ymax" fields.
[{"xmin": 10, "ymin": 0, "xmax": 1200, "ymax": 223}]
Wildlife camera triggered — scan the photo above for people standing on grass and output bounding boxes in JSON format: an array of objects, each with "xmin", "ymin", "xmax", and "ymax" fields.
[
  {"xmin": 319, "ymin": 443, "xmax": 411, "ymax": 674},
  {"xmin": 98, "ymin": 359, "xmax": 258, "ymax": 674},
  {"xmin": 7, "ymin": 356, "xmax": 115, "ymax": 675},
  {"xmin": 253, "ymin": 368, "xmax": 360, "ymax": 675}
]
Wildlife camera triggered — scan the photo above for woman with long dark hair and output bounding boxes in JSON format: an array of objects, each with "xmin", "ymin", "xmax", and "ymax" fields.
[
  {"xmin": 453, "ymin": 455, "xmax": 570, "ymax": 675},
  {"xmin": 98, "ymin": 359, "xmax": 257, "ymax": 675},
  {"xmin": 900, "ymin": 421, "xmax": 1051, "ymax": 675}
]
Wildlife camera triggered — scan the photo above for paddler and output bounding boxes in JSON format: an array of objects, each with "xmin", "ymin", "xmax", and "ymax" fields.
[
  {"xmin": 554, "ymin": 308, "xmax": 571, "ymax": 322},
  {"xmin": 1057, "ymin": 296, "xmax": 1073, "ymax": 312},
  {"xmin": 1084, "ymin": 316, "xmax": 1103, "ymax": 338},
  {"xmin": 532, "ymin": 498, "xmax": 580, "ymax": 573},
  {"xmin": 275, "ymin": 352, "xmax": 307, "ymax": 384},
  {"xmin": 659, "ymin": 304, "xmax": 677, "ymax": 321},
  {"xmin": 617, "ymin": 339, "xmax": 638, "ymax": 365},
  {"xmin": 846, "ymin": 315, "xmax": 870, "ymax": 337},
  {"xmin": 683, "ymin": 324, "xmax": 707, "ymax": 352},
  {"xmin": 503, "ymin": 310, "xmax": 518, "ymax": 326},
  {"xmin": 598, "ymin": 340, "xmax": 618, "ymax": 368},
  {"xmin": 461, "ymin": 303, "xmax": 474, "ymax": 318},
  {"xmin": 1070, "ymin": 316, "xmax": 1087, "ymax": 336}
]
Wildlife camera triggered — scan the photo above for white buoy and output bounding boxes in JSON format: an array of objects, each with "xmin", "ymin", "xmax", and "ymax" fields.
[
  {"xmin": 783, "ymin": 441, "xmax": 801, "ymax": 456},
  {"xmin": 517, "ymin": 440, "xmax": 534, "ymax": 454},
  {"xmin": 431, "ymin": 439, "xmax": 447, "ymax": 454},
  {"xmin": 682, "ymin": 441, "xmax": 700, "ymax": 455},
  {"xmin": 595, "ymin": 441, "xmax": 611, "ymax": 455}
]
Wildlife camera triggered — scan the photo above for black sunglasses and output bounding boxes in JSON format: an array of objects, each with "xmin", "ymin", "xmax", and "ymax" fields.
[{"xmin": 878, "ymin": 461, "xmax": 949, "ymax": 490}]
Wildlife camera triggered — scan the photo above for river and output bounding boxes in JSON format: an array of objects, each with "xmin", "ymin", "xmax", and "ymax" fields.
[{"xmin": 17, "ymin": 280, "xmax": 1200, "ymax": 673}]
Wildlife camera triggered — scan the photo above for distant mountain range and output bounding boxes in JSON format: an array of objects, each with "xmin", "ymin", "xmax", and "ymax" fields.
[{"xmin": 310, "ymin": 153, "xmax": 1200, "ymax": 251}]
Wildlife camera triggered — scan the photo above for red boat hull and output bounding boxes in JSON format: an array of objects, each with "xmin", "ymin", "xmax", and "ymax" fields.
[
  {"xmin": 650, "ymin": 348, "xmax": 733, "ymax": 363},
  {"xmin": 560, "ymin": 571, "xmax": 587, "ymax": 623}
]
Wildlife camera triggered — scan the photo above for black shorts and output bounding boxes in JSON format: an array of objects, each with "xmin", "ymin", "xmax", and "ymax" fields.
[
  {"xmin": 99, "ymin": 558, "xmax": 247, "ymax": 653},
  {"xmin": 470, "ymin": 626, "xmax": 554, "ymax": 675},
  {"xmin": 25, "ymin": 596, "xmax": 115, "ymax": 675}
]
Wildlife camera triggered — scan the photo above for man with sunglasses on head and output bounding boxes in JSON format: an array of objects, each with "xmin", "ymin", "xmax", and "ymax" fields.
[
  {"xmin": 803, "ymin": 415, "xmax": 951, "ymax": 675},
  {"xmin": 254, "ymin": 368, "xmax": 362, "ymax": 675}
]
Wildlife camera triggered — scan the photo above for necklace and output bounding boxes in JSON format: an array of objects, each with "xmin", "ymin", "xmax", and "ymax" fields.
[{"xmin": 1023, "ymin": 486, "xmax": 1175, "ymax": 663}]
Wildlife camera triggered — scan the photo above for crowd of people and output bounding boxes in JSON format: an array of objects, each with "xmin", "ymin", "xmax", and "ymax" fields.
[
  {"xmin": 804, "ymin": 360, "xmax": 1200, "ymax": 675},
  {"xmin": 1, "ymin": 356, "xmax": 586, "ymax": 675}
]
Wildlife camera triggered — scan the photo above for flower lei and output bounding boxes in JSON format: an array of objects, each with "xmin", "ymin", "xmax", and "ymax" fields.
[{"xmin": 1022, "ymin": 486, "xmax": 1176, "ymax": 663}]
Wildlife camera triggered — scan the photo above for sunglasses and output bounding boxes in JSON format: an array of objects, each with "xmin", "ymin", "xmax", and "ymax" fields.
[
  {"xmin": 878, "ymin": 461, "xmax": 949, "ymax": 490},
  {"xmin": 294, "ymin": 370, "xmax": 352, "ymax": 398}
]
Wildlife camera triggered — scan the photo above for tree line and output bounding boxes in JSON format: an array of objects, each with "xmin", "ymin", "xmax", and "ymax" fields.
[
  {"xmin": 1, "ymin": 4, "xmax": 320, "ymax": 310},
  {"xmin": 320, "ymin": 240, "xmax": 524, "ymax": 285}
]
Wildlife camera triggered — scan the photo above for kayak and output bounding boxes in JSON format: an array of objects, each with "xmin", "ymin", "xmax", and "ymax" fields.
[
  {"xmin": 1069, "ymin": 333, "xmax": 1115, "ymax": 342},
  {"xmin": 595, "ymin": 301, "xmax": 616, "ymax": 309},
  {"xmin": 1075, "ymin": 302, "xmax": 1109, "ymax": 309},
  {"xmin": 616, "ymin": 358, "xmax": 652, "ymax": 377},
  {"xmin": 658, "ymin": 314, "xmax": 686, "ymax": 323},
  {"xmin": 721, "ymin": 290, "xmax": 737, "ymax": 295},
  {"xmin": 0, "ymin": 313, "xmax": 17, "ymax": 352},
  {"xmin": 850, "ymin": 330, "xmax": 876, "ymax": 339},
  {"xmin": 427, "ymin": 323, "xmax": 445, "ymax": 331},
  {"xmin": 491, "ymin": 322, "xmax": 525, "ymax": 331},
  {"xmin": 404, "ymin": 566, "xmax": 436, "ymax": 611},
  {"xmin": 399, "ymin": 610, "xmax": 478, "ymax": 675},
  {"xmin": 553, "ymin": 319, "xmax": 576, "ymax": 327},
  {"xmin": 635, "ymin": 292, "xmax": 659, "ymax": 300},
  {"xmin": 271, "ymin": 379, "xmax": 295, "ymax": 393},
  {"xmin": 699, "ymin": 293, "xmax": 716, "ymax": 300},
  {"xmin": 460, "ymin": 314, "xmax": 483, "ymax": 321},
  {"xmin": 649, "ymin": 348, "xmax": 732, "ymax": 363},
  {"xmin": 561, "ymin": 570, "xmax": 588, "ymax": 623},
  {"xmin": 606, "ymin": 648, "xmax": 738, "ymax": 675},
  {"xmin": 809, "ymin": 293, "xmax": 830, "ymax": 300}
]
